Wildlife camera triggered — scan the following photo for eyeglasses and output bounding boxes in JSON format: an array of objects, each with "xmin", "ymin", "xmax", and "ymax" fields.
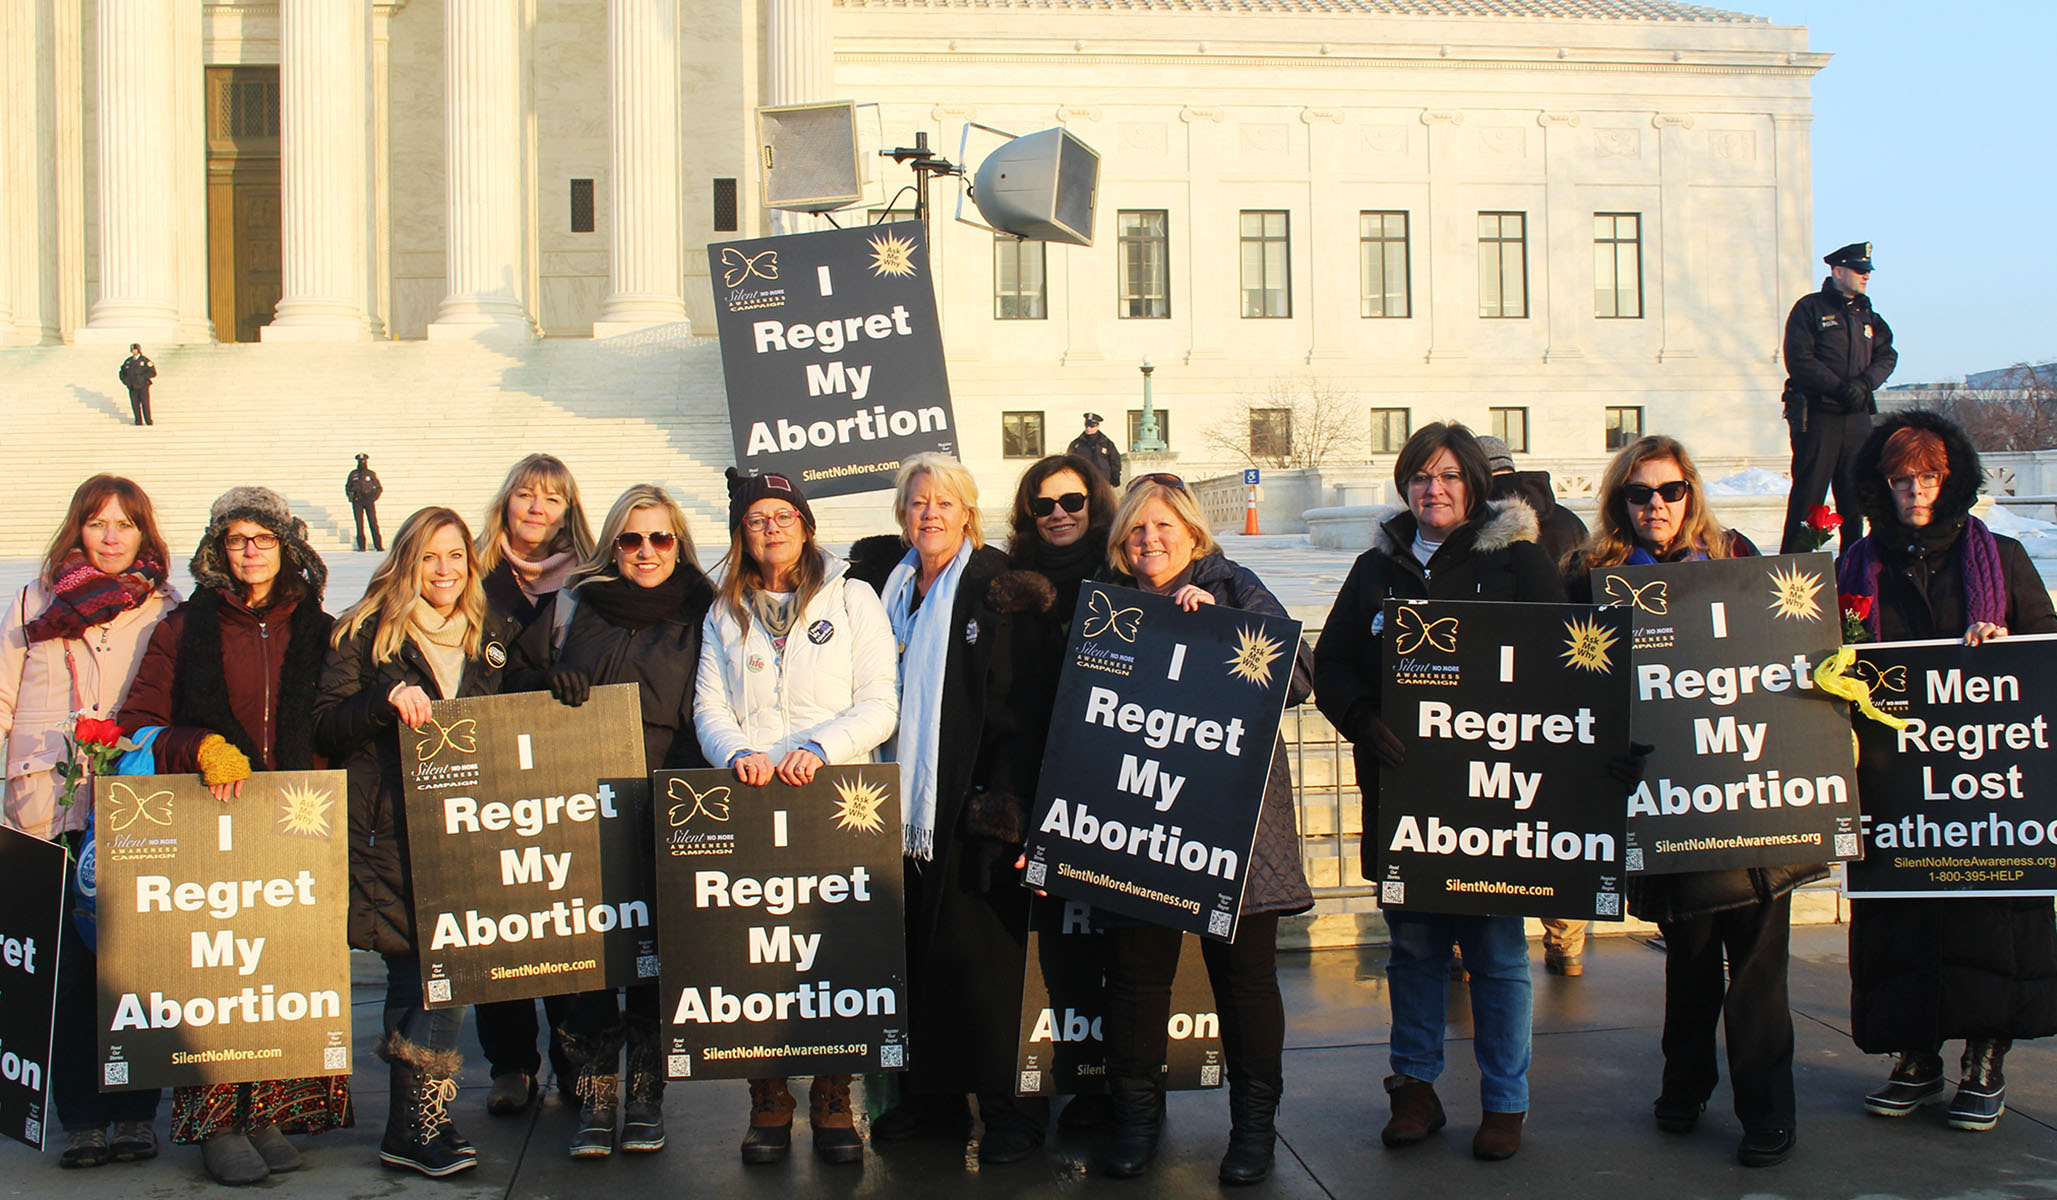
[
  {"xmin": 1405, "ymin": 471, "xmax": 1466, "ymax": 492},
  {"xmin": 1126, "ymin": 472, "xmax": 1187, "ymax": 493},
  {"xmin": 742, "ymin": 509, "xmax": 800, "ymax": 534},
  {"xmin": 1028, "ymin": 492, "xmax": 1089, "ymax": 518},
  {"xmin": 1887, "ymin": 472, "xmax": 1942, "ymax": 493},
  {"xmin": 614, "ymin": 530, "xmax": 679, "ymax": 552},
  {"xmin": 1623, "ymin": 481, "xmax": 1691, "ymax": 505},
  {"xmin": 224, "ymin": 533, "xmax": 279, "ymax": 552}
]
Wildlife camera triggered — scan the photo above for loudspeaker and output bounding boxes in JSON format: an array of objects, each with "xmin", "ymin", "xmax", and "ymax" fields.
[
  {"xmin": 971, "ymin": 127, "xmax": 1099, "ymax": 246},
  {"xmin": 758, "ymin": 102, "xmax": 863, "ymax": 214}
]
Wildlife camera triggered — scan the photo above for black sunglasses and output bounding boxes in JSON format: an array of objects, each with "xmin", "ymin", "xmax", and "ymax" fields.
[
  {"xmin": 1126, "ymin": 472, "xmax": 1188, "ymax": 493},
  {"xmin": 1623, "ymin": 481, "xmax": 1691, "ymax": 505},
  {"xmin": 614, "ymin": 530, "xmax": 679, "ymax": 552},
  {"xmin": 1028, "ymin": 492, "xmax": 1089, "ymax": 518}
]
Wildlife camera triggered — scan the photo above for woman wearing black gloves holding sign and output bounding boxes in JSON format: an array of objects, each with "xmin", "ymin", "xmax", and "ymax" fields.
[
  {"xmin": 1564, "ymin": 436, "xmax": 1811, "ymax": 1168},
  {"xmin": 517, "ymin": 484, "xmax": 715, "ymax": 1161},
  {"xmin": 1313, "ymin": 422, "xmax": 1562, "ymax": 1163},
  {"xmin": 316, "ymin": 507, "xmax": 517, "ymax": 1178},
  {"xmin": 1095, "ymin": 474, "xmax": 1314, "ymax": 1185},
  {"xmin": 1839, "ymin": 412, "xmax": 2057, "ymax": 1133}
]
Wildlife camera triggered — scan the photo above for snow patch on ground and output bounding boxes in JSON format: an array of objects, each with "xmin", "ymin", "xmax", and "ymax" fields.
[{"xmin": 1706, "ymin": 467, "xmax": 1791, "ymax": 497}]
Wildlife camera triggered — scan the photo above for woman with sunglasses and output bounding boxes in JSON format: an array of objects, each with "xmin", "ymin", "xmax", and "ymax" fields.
[
  {"xmin": 1314, "ymin": 423, "xmax": 1562, "ymax": 1163},
  {"xmin": 1564, "ymin": 436, "xmax": 1810, "ymax": 1167},
  {"xmin": 517, "ymin": 484, "xmax": 714, "ymax": 1160},
  {"xmin": 315, "ymin": 506, "xmax": 518, "ymax": 1177},
  {"xmin": 1839, "ymin": 412, "xmax": 2057, "ymax": 1134},
  {"xmin": 694, "ymin": 469, "xmax": 898, "ymax": 1165}
]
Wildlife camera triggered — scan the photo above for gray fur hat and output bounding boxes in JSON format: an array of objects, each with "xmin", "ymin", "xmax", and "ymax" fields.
[{"xmin": 190, "ymin": 486, "xmax": 328, "ymax": 602}]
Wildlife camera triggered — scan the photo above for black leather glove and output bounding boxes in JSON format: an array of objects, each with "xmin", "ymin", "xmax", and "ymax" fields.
[
  {"xmin": 1836, "ymin": 378, "xmax": 1872, "ymax": 409},
  {"xmin": 546, "ymin": 666, "xmax": 591, "ymax": 708},
  {"xmin": 1607, "ymin": 741, "xmax": 1655, "ymax": 788},
  {"xmin": 1357, "ymin": 713, "xmax": 1407, "ymax": 769}
]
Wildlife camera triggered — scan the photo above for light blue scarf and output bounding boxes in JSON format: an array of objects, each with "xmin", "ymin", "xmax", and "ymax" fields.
[{"xmin": 881, "ymin": 539, "xmax": 973, "ymax": 860}]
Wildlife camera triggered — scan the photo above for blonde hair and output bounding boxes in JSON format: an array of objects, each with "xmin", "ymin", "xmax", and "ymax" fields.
[
  {"xmin": 892, "ymin": 452, "xmax": 983, "ymax": 549},
  {"xmin": 1106, "ymin": 480, "xmax": 1220, "ymax": 576},
  {"xmin": 332, "ymin": 507, "xmax": 488, "ymax": 661},
  {"xmin": 579, "ymin": 485, "xmax": 701, "ymax": 582},
  {"xmin": 1567, "ymin": 435, "xmax": 1740, "ymax": 572},
  {"xmin": 716, "ymin": 505, "xmax": 827, "ymax": 631},
  {"xmin": 473, "ymin": 454, "xmax": 597, "ymax": 573}
]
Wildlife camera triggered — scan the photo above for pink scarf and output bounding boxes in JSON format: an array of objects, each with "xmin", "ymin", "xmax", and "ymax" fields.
[{"xmin": 499, "ymin": 535, "xmax": 577, "ymax": 601}]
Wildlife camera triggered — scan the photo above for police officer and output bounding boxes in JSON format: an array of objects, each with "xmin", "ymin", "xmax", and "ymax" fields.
[
  {"xmin": 346, "ymin": 453, "xmax": 384, "ymax": 551},
  {"xmin": 1067, "ymin": 412, "xmax": 1123, "ymax": 487},
  {"xmin": 1778, "ymin": 242, "xmax": 1896, "ymax": 552}
]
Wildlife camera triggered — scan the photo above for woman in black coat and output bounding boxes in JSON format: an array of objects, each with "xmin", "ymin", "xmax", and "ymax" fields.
[
  {"xmin": 1313, "ymin": 422, "xmax": 1562, "ymax": 1164},
  {"xmin": 517, "ymin": 485, "xmax": 715, "ymax": 1160},
  {"xmin": 314, "ymin": 507, "xmax": 518, "ymax": 1178},
  {"xmin": 845, "ymin": 452, "xmax": 1056, "ymax": 1166},
  {"xmin": 1839, "ymin": 410, "xmax": 2057, "ymax": 1132}
]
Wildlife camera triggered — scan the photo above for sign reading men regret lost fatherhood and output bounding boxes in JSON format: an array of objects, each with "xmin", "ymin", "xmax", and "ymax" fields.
[
  {"xmin": 0, "ymin": 826, "xmax": 64, "ymax": 1147},
  {"xmin": 707, "ymin": 222, "xmax": 957, "ymax": 498},
  {"xmin": 402, "ymin": 685, "xmax": 655, "ymax": 1008},
  {"xmin": 1598, "ymin": 553, "xmax": 1861, "ymax": 875},
  {"xmin": 1023, "ymin": 583, "xmax": 1302, "ymax": 942}
]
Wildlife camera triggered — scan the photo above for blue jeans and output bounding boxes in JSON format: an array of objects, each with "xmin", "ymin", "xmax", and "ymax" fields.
[
  {"xmin": 383, "ymin": 955, "xmax": 464, "ymax": 1054},
  {"xmin": 1385, "ymin": 911, "xmax": 1533, "ymax": 1113}
]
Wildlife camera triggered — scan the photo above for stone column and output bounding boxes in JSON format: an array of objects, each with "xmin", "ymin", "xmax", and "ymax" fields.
[
  {"xmin": 78, "ymin": 0, "xmax": 180, "ymax": 344},
  {"xmin": 0, "ymin": 2, "xmax": 20, "ymax": 341},
  {"xmin": 265, "ymin": 0, "xmax": 371, "ymax": 340},
  {"xmin": 170, "ymin": 0, "xmax": 209, "ymax": 342},
  {"xmin": 592, "ymin": 0, "xmax": 687, "ymax": 337},
  {"xmin": 427, "ymin": 0, "xmax": 534, "ymax": 339}
]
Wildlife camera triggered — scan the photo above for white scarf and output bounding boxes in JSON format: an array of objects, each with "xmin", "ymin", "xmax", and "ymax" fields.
[{"xmin": 880, "ymin": 539, "xmax": 973, "ymax": 861}]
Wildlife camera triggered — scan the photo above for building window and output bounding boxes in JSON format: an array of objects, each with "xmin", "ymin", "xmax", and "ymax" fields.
[
  {"xmin": 713, "ymin": 178, "xmax": 739, "ymax": 233},
  {"xmin": 1001, "ymin": 412, "xmax": 1045, "ymax": 459},
  {"xmin": 868, "ymin": 206, "xmax": 917, "ymax": 225},
  {"xmin": 1117, "ymin": 210, "xmax": 1170, "ymax": 319},
  {"xmin": 1370, "ymin": 408, "xmax": 1411, "ymax": 455},
  {"xmin": 569, "ymin": 180, "xmax": 595, "ymax": 233},
  {"xmin": 1359, "ymin": 212, "xmax": 1411, "ymax": 318},
  {"xmin": 1478, "ymin": 212, "xmax": 1528, "ymax": 319},
  {"xmin": 1605, "ymin": 406, "xmax": 1643, "ymax": 451},
  {"xmin": 994, "ymin": 236, "xmax": 1047, "ymax": 320},
  {"xmin": 1126, "ymin": 408, "xmax": 1172, "ymax": 449},
  {"xmin": 1489, "ymin": 407, "xmax": 1529, "ymax": 453},
  {"xmin": 1239, "ymin": 211, "xmax": 1291, "ymax": 318},
  {"xmin": 1251, "ymin": 408, "xmax": 1292, "ymax": 459},
  {"xmin": 206, "ymin": 67, "xmax": 279, "ymax": 152},
  {"xmin": 1594, "ymin": 212, "xmax": 1643, "ymax": 319}
]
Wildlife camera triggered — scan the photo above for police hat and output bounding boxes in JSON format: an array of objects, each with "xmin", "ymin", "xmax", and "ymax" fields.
[
  {"xmin": 1084, "ymin": 412, "xmax": 1104, "ymax": 426},
  {"xmin": 1824, "ymin": 242, "xmax": 1874, "ymax": 273}
]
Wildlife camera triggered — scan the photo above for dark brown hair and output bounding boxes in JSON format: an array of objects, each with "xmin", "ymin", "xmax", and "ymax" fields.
[
  {"xmin": 42, "ymin": 475, "xmax": 170, "ymax": 584},
  {"xmin": 1392, "ymin": 422, "xmax": 1493, "ymax": 525},
  {"xmin": 1006, "ymin": 454, "xmax": 1119, "ymax": 560}
]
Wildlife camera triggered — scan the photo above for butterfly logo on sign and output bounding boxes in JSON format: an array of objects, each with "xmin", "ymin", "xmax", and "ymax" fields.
[
  {"xmin": 1850, "ymin": 659, "xmax": 1907, "ymax": 695},
  {"xmin": 414, "ymin": 717, "xmax": 478, "ymax": 762},
  {"xmin": 1766, "ymin": 564, "xmax": 1826, "ymax": 622},
  {"xmin": 721, "ymin": 247, "xmax": 779, "ymax": 287},
  {"xmin": 106, "ymin": 782, "xmax": 173, "ymax": 832},
  {"xmin": 1602, "ymin": 576, "xmax": 1669, "ymax": 615},
  {"xmin": 666, "ymin": 778, "xmax": 732, "ymax": 826},
  {"xmin": 1083, "ymin": 591, "xmax": 1143, "ymax": 642},
  {"xmin": 1393, "ymin": 607, "xmax": 1459, "ymax": 655}
]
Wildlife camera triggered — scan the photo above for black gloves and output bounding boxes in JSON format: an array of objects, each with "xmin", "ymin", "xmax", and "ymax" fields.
[
  {"xmin": 1836, "ymin": 378, "xmax": 1872, "ymax": 410},
  {"xmin": 1358, "ymin": 713, "xmax": 1407, "ymax": 769},
  {"xmin": 546, "ymin": 666, "xmax": 591, "ymax": 708},
  {"xmin": 1607, "ymin": 741, "xmax": 1655, "ymax": 788}
]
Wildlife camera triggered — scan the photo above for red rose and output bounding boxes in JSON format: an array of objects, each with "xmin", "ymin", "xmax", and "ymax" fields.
[
  {"xmin": 1840, "ymin": 594, "xmax": 1873, "ymax": 618},
  {"xmin": 1806, "ymin": 505, "xmax": 1842, "ymax": 532},
  {"xmin": 75, "ymin": 718, "xmax": 120, "ymax": 746}
]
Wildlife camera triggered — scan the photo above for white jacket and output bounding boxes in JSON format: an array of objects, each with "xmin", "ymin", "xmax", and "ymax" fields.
[{"xmin": 693, "ymin": 552, "xmax": 899, "ymax": 768}]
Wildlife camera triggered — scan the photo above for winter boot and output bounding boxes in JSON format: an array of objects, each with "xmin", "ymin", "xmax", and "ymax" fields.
[
  {"xmin": 1864, "ymin": 1050, "xmax": 1945, "ymax": 1117},
  {"xmin": 1103, "ymin": 1075, "xmax": 1166, "ymax": 1179},
  {"xmin": 809, "ymin": 1075, "xmax": 864, "ymax": 1163},
  {"xmin": 620, "ymin": 1017, "xmax": 666, "ymax": 1153},
  {"xmin": 378, "ymin": 1038, "xmax": 476, "ymax": 1177},
  {"xmin": 562, "ymin": 1025, "xmax": 624, "ymax": 1159},
  {"xmin": 1946, "ymin": 1039, "xmax": 2011, "ymax": 1131},
  {"xmin": 1219, "ymin": 1078, "xmax": 1280, "ymax": 1185},
  {"xmin": 742, "ymin": 1078, "xmax": 796, "ymax": 1164}
]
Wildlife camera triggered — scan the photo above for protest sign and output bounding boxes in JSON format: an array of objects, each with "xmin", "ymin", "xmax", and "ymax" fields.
[
  {"xmin": 1022, "ymin": 583, "xmax": 1303, "ymax": 941},
  {"xmin": 94, "ymin": 771, "xmax": 350, "ymax": 1091},
  {"xmin": 707, "ymin": 222, "xmax": 957, "ymax": 497},
  {"xmin": 1373, "ymin": 599, "xmax": 1632, "ymax": 919},
  {"xmin": 1014, "ymin": 899, "xmax": 1224, "ymax": 1096},
  {"xmin": 1599, "ymin": 553, "xmax": 1862, "ymax": 874},
  {"xmin": 0, "ymin": 826, "xmax": 64, "ymax": 1147},
  {"xmin": 653, "ymin": 764, "xmax": 907, "ymax": 1080},
  {"xmin": 403, "ymin": 685, "xmax": 653, "ymax": 1008},
  {"xmin": 1847, "ymin": 635, "xmax": 2057, "ymax": 898}
]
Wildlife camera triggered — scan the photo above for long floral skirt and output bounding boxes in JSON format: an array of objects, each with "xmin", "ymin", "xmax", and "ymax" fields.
[{"xmin": 170, "ymin": 1077, "xmax": 353, "ymax": 1144}]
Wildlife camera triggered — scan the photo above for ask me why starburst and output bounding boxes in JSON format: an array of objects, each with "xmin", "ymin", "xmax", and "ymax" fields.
[
  {"xmin": 1766, "ymin": 563, "xmax": 1825, "ymax": 621},
  {"xmin": 1560, "ymin": 615, "xmax": 1618, "ymax": 674},
  {"xmin": 276, "ymin": 778, "xmax": 336, "ymax": 838},
  {"xmin": 1226, "ymin": 625, "xmax": 1286, "ymax": 688},
  {"xmin": 867, "ymin": 232, "xmax": 918, "ymax": 278},
  {"xmin": 831, "ymin": 775, "xmax": 889, "ymax": 834}
]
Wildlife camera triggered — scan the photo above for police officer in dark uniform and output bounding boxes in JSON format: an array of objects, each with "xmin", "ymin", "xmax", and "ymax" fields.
[
  {"xmin": 1778, "ymin": 242, "xmax": 1897, "ymax": 552},
  {"xmin": 119, "ymin": 343, "xmax": 156, "ymax": 426},
  {"xmin": 346, "ymin": 453, "xmax": 384, "ymax": 551},
  {"xmin": 1067, "ymin": 412, "xmax": 1123, "ymax": 487}
]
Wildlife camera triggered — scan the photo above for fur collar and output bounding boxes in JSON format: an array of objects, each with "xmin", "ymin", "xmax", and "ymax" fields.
[
  {"xmin": 175, "ymin": 588, "xmax": 329, "ymax": 770},
  {"xmin": 1373, "ymin": 497, "xmax": 1539, "ymax": 558},
  {"xmin": 1853, "ymin": 409, "xmax": 1982, "ymax": 534}
]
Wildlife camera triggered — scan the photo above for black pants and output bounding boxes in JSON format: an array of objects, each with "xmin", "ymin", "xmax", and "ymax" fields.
[
  {"xmin": 1657, "ymin": 892, "xmax": 1796, "ymax": 1132},
  {"xmin": 54, "ymin": 854, "xmax": 160, "ymax": 1130},
  {"xmin": 353, "ymin": 502, "xmax": 382, "ymax": 551},
  {"xmin": 1103, "ymin": 915, "xmax": 1283, "ymax": 1090},
  {"xmin": 475, "ymin": 994, "xmax": 574, "ymax": 1082},
  {"xmin": 126, "ymin": 385, "xmax": 152, "ymax": 426},
  {"xmin": 1780, "ymin": 409, "xmax": 1872, "ymax": 552}
]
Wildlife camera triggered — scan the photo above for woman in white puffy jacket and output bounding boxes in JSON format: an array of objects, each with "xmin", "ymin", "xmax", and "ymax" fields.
[{"xmin": 693, "ymin": 469, "xmax": 898, "ymax": 1166}]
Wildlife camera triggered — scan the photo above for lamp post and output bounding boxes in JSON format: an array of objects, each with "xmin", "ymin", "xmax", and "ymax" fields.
[{"xmin": 1135, "ymin": 355, "xmax": 1167, "ymax": 452}]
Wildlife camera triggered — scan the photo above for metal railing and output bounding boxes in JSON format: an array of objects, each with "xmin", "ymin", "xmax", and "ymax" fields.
[{"xmin": 1282, "ymin": 625, "xmax": 1376, "ymax": 900}]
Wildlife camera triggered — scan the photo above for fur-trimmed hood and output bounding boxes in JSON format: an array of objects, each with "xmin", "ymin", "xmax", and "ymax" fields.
[
  {"xmin": 1853, "ymin": 409, "xmax": 1982, "ymax": 536},
  {"xmin": 1373, "ymin": 496, "xmax": 1539, "ymax": 559}
]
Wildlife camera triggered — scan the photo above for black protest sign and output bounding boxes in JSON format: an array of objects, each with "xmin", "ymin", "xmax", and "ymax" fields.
[
  {"xmin": 707, "ymin": 222, "xmax": 957, "ymax": 498},
  {"xmin": 93, "ymin": 772, "xmax": 350, "ymax": 1091},
  {"xmin": 1014, "ymin": 899, "xmax": 1224, "ymax": 1096},
  {"xmin": 1374, "ymin": 600, "xmax": 1632, "ymax": 919},
  {"xmin": 1847, "ymin": 635, "xmax": 2057, "ymax": 897},
  {"xmin": 403, "ymin": 685, "xmax": 653, "ymax": 1008},
  {"xmin": 1023, "ymin": 583, "xmax": 1302, "ymax": 941},
  {"xmin": 1601, "ymin": 553, "xmax": 1861, "ymax": 874},
  {"xmin": 653, "ymin": 765, "xmax": 908, "ymax": 1080},
  {"xmin": 0, "ymin": 826, "xmax": 64, "ymax": 1147}
]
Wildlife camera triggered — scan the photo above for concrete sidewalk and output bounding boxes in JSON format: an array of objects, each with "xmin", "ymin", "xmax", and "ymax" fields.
[{"xmin": 6, "ymin": 925, "xmax": 2054, "ymax": 1199}]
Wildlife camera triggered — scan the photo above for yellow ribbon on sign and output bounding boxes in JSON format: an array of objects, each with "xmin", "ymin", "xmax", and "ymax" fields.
[{"xmin": 1812, "ymin": 644, "xmax": 1910, "ymax": 760}]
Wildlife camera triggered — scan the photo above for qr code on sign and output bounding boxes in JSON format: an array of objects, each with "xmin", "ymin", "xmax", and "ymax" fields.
[
  {"xmin": 1381, "ymin": 880, "xmax": 1405, "ymax": 905},
  {"xmin": 880, "ymin": 1043, "xmax": 904, "ymax": 1068},
  {"xmin": 1626, "ymin": 847, "xmax": 1645, "ymax": 872},
  {"xmin": 103, "ymin": 1062, "xmax": 128, "ymax": 1086},
  {"xmin": 668, "ymin": 1054, "xmax": 691, "ymax": 1078},
  {"xmin": 1019, "ymin": 1070, "xmax": 1041, "ymax": 1092},
  {"xmin": 324, "ymin": 1046, "xmax": 348, "ymax": 1071},
  {"xmin": 637, "ymin": 955, "xmax": 659, "ymax": 978},
  {"xmin": 1207, "ymin": 910, "xmax": 1232, "ymax": 937},
  {"xmin": 1593, "ymin": 892, "xmax": 1620, "ymax": 917},
  {"xmin": 1024, "ymin": 860, "xmax": 1047, "ymax": 887},
  {"xmin": 1200, "ymin": 1065, "xmax": 1222, "ymax": 1087},
  {"xmin": 426, "ymin": 979, "xmax": 452, "ymax": 1003},
  {"xmin": 1836, "ymin": 833, "xmax": 1859, "ymax": 858},
  {"xmin": 24, "ymin": 1118, "xmax": 41, "ymax": 1146}
]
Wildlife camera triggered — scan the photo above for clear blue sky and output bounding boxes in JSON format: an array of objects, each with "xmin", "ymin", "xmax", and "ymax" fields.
[{"xmin": 1771, "ymin": 1, "xmax": 2053, "ymax": 384}]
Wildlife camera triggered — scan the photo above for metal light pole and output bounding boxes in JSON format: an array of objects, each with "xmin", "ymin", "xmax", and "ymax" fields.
[{"xmin": 1135, "ymin": 355, "xmax": 1167, "ymax": 452}]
